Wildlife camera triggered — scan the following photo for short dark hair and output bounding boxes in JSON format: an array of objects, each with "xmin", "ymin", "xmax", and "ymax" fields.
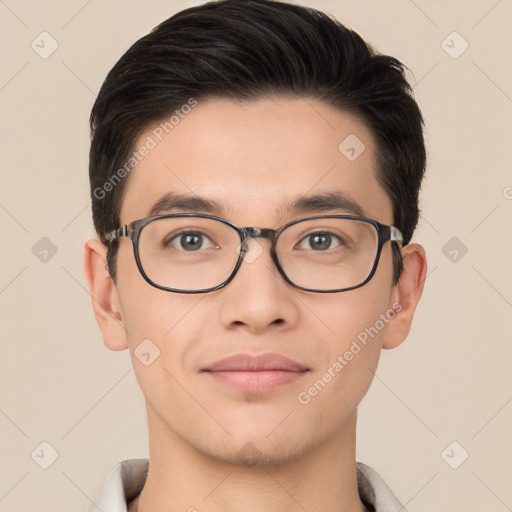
[{"xmin": 89, "ymin": 0, "xmax": 426, "ymax": 284}]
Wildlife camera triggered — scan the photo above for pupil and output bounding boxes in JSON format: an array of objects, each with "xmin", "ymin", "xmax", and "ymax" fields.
[
  {"xmin": 181, "ymin": 233, "xmax": 202, "ymax": 250},
  {"xmin": 310, "ymin": 233, "xmax": 330, "ymax": 250}
]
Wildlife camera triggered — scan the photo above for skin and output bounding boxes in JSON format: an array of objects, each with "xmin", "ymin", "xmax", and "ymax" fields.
[{"xmin": 84, "ymin": 97, "xmax": 427, "ymax": 512}]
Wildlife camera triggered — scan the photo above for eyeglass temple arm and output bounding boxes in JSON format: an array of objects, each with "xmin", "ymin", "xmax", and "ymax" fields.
[
  {"xmin": 390, "ymin": 226, "xmax": 404, "ymax": 246},
  {"xmin": 105, "ymin": 225, "xmax": 128, "ymax": 243}
]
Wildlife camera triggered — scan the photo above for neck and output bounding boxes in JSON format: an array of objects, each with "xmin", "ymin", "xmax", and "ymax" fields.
[{"xmin": 132, "ymin": 405, "xmax": 368, "ymax": 512}]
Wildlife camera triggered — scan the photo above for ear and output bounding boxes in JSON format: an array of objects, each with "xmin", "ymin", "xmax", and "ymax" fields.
[
  {"xmin": 381, "ymin": 243, "xmax": 427, "ymax": 350},
  {"xmin": 83, "ymin": 238, "xmax": 129, "ymax": 351}
]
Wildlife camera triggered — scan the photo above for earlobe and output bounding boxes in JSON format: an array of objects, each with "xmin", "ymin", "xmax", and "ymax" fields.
[
  {"xmin": 382, "ymin": 243, "xmax": 427, "ymax": 349},
  {"xmin": 83, "ymin": 238, "xmax": 129, "ymax": 351}
]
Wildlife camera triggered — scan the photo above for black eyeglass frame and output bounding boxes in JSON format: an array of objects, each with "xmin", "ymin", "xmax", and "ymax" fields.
[{"xmin": 105, "ymin": 213, "xmax": 404, "ymax": 294}]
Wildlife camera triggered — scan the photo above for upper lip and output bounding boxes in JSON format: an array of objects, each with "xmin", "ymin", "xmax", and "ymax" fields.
[{"xmin": 202, "ymin": 353, "xmax": 309, "ymax": 372}]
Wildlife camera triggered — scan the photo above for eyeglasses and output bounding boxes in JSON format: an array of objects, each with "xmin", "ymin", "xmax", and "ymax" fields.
[{"xmin": 105, "ymin": 214, "xmax": 403, "ymax": 293}]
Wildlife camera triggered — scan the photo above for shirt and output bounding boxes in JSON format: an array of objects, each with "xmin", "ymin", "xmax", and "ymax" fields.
[{"xmin": 89, "ymin": 458, "xmax": 407, "ymax": 512}]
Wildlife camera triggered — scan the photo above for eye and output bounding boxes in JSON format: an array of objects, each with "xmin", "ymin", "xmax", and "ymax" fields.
[
  {"xmin": 297, "ymin": 232, "xmax": 344, "ymax": 251},
  {"xmin": 166, "ymin": 231, "xmax": 216, "ymax": 251}
]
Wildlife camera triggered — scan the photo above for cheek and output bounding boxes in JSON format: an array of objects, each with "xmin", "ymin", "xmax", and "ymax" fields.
[
  {"xmin": 295, "ymin": 293, "xmax": 390, "ymax": 436},
  {"xmin": 301, "ymin": 263, "xmax": 394, "ymax": 352},
  {"xmin": 118, "ymin": 290, "xmax": 208, "ymax": 425},
  {"xmin": 116, "ymin": 241, "xmax": 181, "ymax": 336},
  {"xmin": 296, "ymin": 265, "xmax": 394, "ymax": 402},
  {"xmin": 115, "ymin": 243, "xmax": 205, "ymax": 376}
]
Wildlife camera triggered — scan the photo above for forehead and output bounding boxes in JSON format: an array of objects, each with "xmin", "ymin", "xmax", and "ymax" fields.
[{"xmin": 119, "ymin": 97, "xmax": 393, "ymax": 226}]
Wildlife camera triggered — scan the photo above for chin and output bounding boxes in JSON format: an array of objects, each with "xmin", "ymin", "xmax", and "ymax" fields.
[
  {"xmin": 185, "ymin": 421, "xmax": 320, "ymax": 468},
  {"xmin": 200, "ymin": 437, "xmax": 311, "ymax": 467}
]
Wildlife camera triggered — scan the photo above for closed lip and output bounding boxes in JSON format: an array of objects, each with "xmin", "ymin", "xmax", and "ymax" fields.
[{"xmin": 201, "ymin": 353, "xmax": 309, "ymax": 372}]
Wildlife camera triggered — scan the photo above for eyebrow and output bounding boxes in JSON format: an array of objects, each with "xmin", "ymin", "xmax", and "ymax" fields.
[{"xmin": 148, "ymin": 191, "xmax": 365, "ymax": 219}]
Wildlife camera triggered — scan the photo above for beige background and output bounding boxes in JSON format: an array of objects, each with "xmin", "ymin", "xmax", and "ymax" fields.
[{"xmin": 1, "ymin": 0, "xmax": 511, "ymax": 511}]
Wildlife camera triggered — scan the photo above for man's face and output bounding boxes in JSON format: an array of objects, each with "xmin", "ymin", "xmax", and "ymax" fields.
[{"xmin": 114, "ymin": 97, "xmax": 398, "ymax": 464}]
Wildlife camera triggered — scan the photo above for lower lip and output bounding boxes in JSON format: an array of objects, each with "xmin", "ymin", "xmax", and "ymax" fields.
[{"xmin": 205, "ymin": 370, "xmax": 309, "ymax": 393}]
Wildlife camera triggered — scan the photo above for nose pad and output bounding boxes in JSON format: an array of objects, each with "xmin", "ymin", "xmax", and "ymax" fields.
[{"xmin": 236, "ymin": 238, "xmax": 265, "ymax": 264}]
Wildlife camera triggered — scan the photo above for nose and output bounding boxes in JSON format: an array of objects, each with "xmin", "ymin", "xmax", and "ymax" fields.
[{"xmin": 218, "ymin": 237, "xmax": 300, "ymax": 334}]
